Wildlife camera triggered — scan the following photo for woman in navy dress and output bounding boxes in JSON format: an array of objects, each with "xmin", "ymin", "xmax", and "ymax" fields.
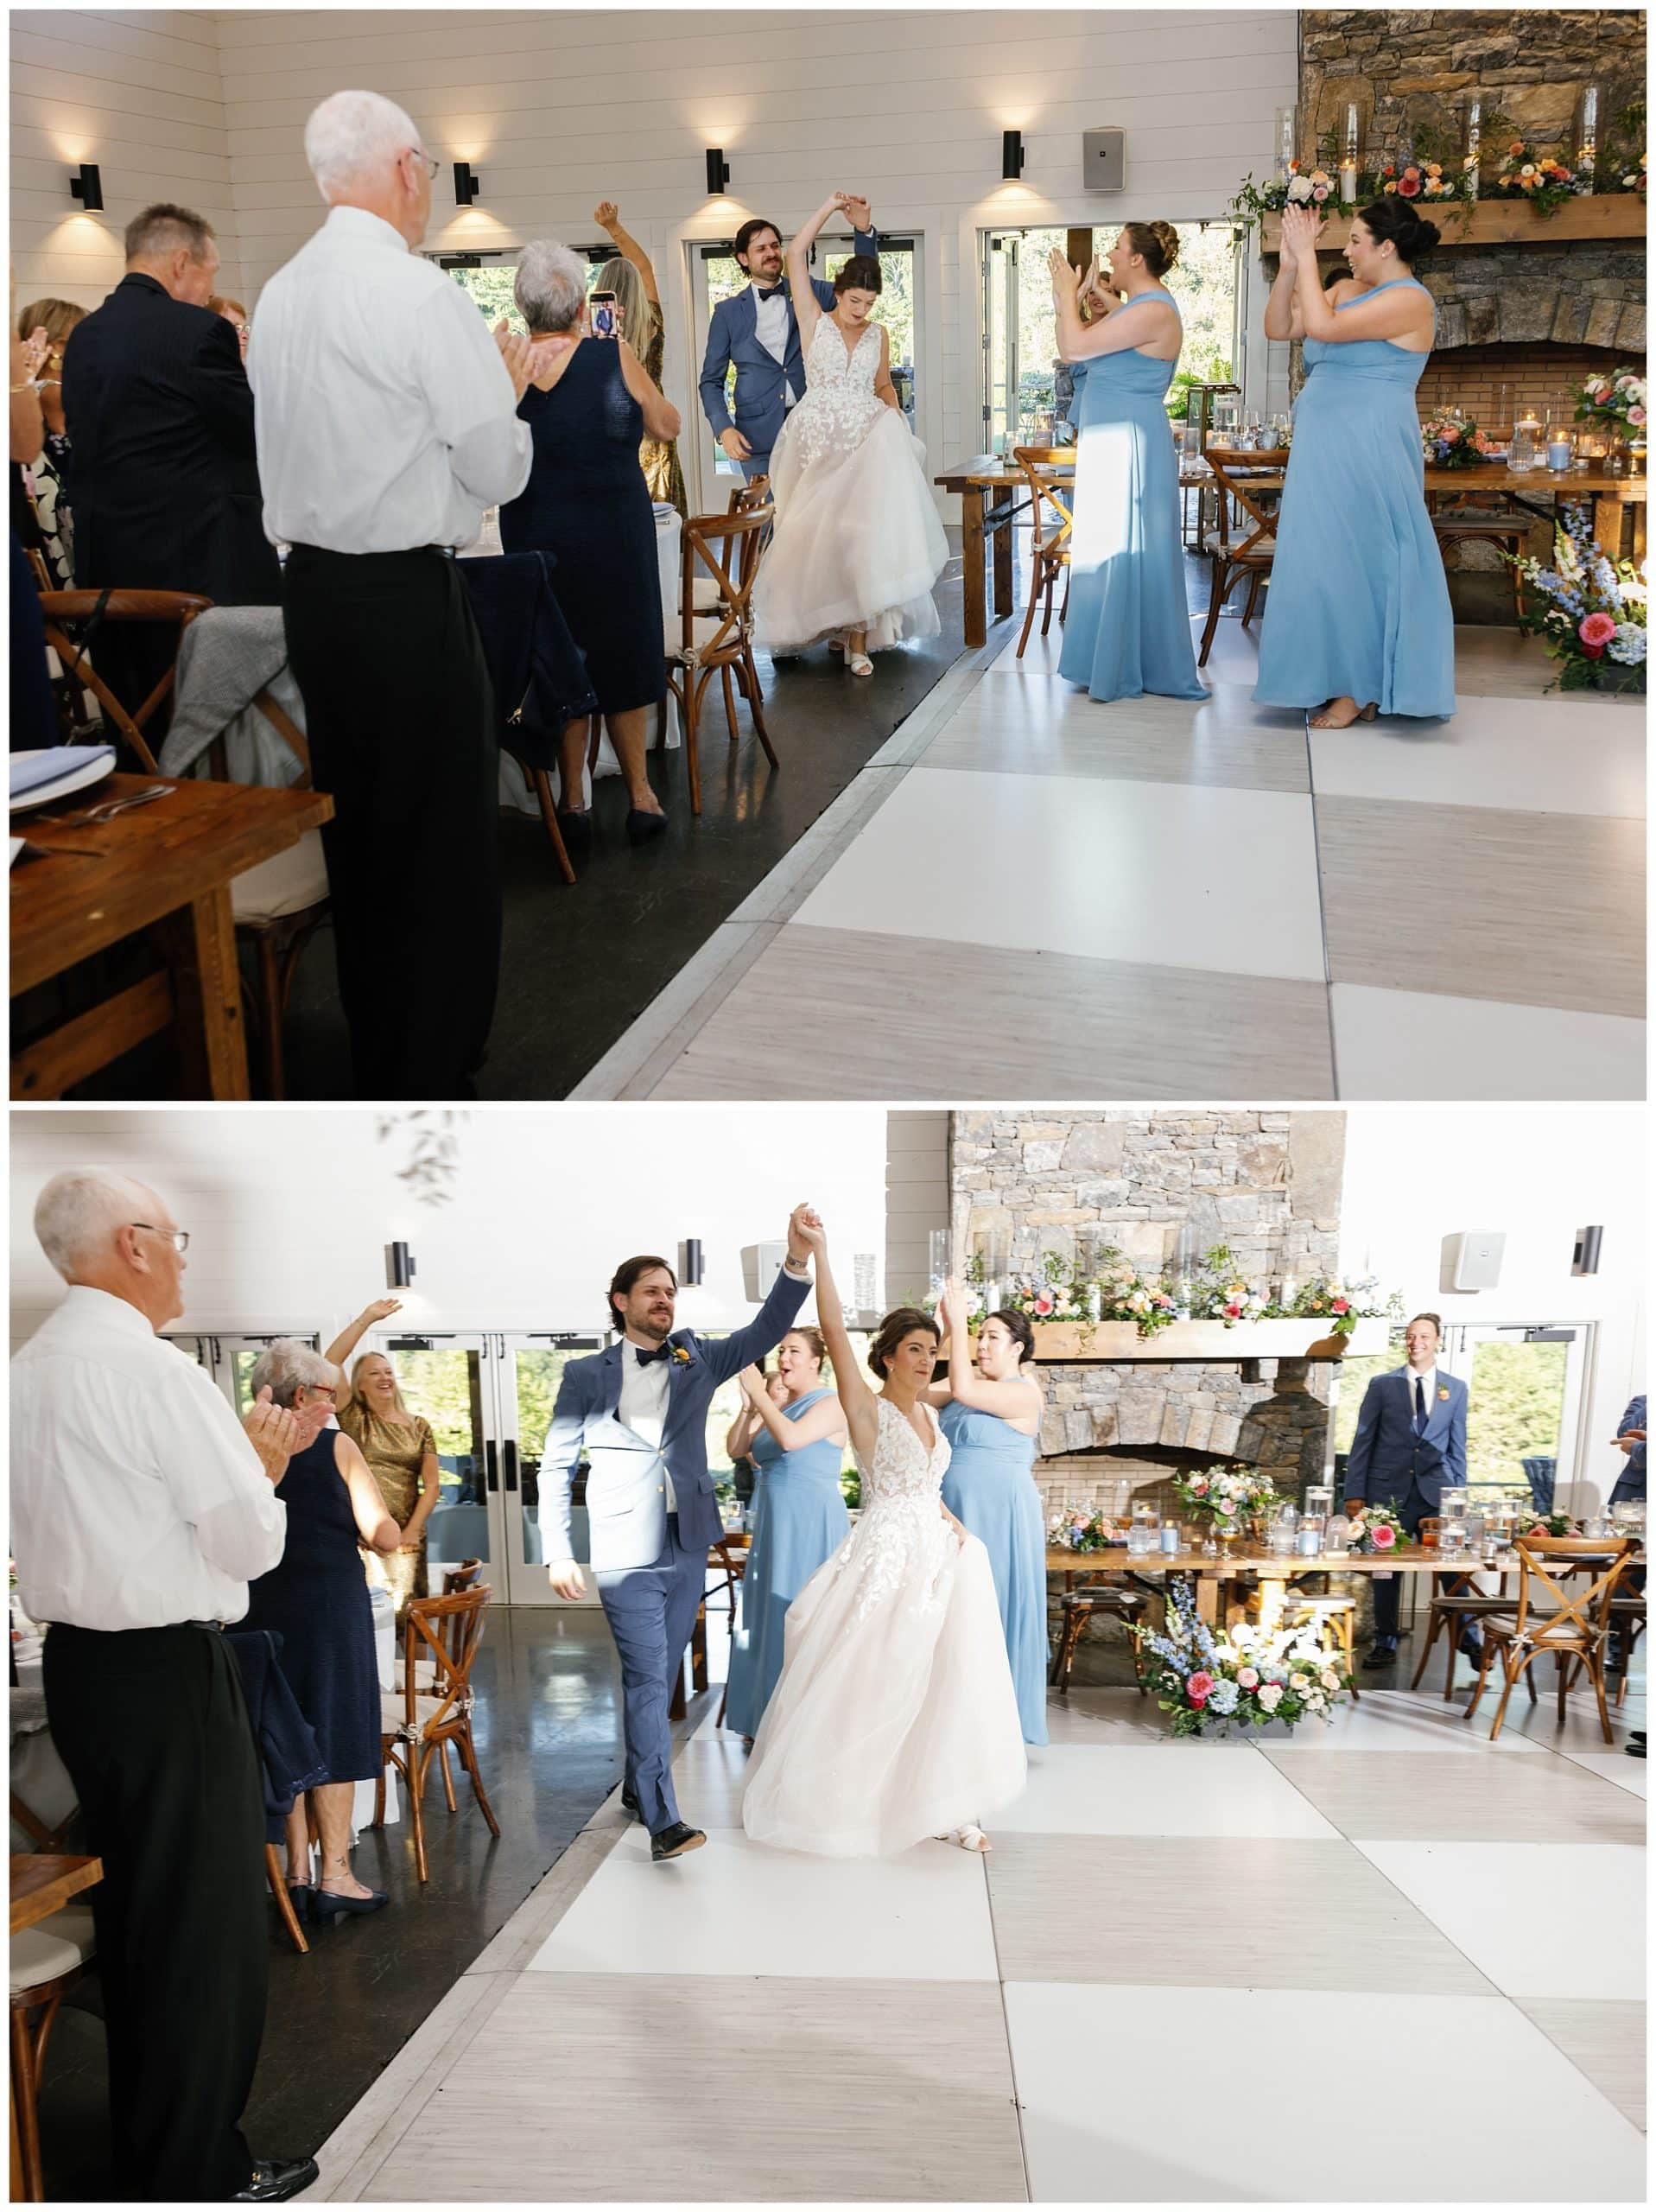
[
  {"xmin": 500, "ymin": 239, "xmax": 682, "ymax": 847},
  {"xmin": 930, "ymin": 1281, "xmax": 1050, "ymax": 1745},
  {"xmin": 724, "ymin": 1330, "xmax": 849, "ymax": 1744},
  {"xmin": 1048, "ymin": 224, "xmax": 1206, "ymax": 703},
  {"xmin": 242, "ymin": 1343, "xmax": 401, "ymax": 1923},
  {"xmin": 1254, "ymin": 199, "xmax": 1454, "ymax": 728}
]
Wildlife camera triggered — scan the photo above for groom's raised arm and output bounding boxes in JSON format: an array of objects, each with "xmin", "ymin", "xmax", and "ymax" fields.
[
  {"xmin": 702, "ymin": 1264, "xmax": 810, "ymax": 1386},
  {"xmin": 699, "ymin": 299, "xmax": 736, "ymax": 437},
  {"xmin": 541, "ymin": 1366, "xmax": 588, "ymax": 1563}
]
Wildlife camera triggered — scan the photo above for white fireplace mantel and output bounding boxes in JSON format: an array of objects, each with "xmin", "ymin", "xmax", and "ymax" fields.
[{"xmin": 968, "ymin": 1318, "xmax": 1392, "ymax": 1362}]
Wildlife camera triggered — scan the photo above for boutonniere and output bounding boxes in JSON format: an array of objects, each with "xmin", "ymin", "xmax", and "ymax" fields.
[
  {"xmin": 1437, "ymin": 1385, "xmax": 1450, "ymax": 1402},
  {"xmin": 669, "ymin": 1344, "xmax": 692, "ymax": 1366}
]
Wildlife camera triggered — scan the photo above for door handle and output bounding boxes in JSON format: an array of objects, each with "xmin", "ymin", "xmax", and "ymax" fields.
[
  {"xmin": 485, "ymin": 1440, "xmax": 499, "ymax": 1494},
  {"xmin": 504, "ymin": 1440, "xmax": 519, "ymax": 1494}
]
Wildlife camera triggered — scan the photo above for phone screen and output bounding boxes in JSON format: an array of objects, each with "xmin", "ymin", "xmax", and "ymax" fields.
[{"xmin": 589, "ymin": 292, "xmax": 619, "ymax": 340}]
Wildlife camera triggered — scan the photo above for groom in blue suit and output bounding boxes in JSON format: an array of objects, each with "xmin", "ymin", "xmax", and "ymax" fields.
[
  {"xmin": 698, "ymin": 200, "xmax": 879, "ymax": 481},
  {"xmin": 543, "ymin": 1206, "xmax": 815, "ymax": 1859},
  {"xmin": 1345, "ymin": 1312, "xmax": 1472, "ymax": 1667}
]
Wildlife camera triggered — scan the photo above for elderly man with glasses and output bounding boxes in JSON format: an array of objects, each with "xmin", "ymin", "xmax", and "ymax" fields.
[{"xmin": 10, "ymin": 1168, "xmax": 328, "ymax": 2203}]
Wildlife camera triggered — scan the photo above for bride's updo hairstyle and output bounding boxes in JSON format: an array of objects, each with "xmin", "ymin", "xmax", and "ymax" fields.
[
  {"xmin": 1122, "ymin": 220, "xmax": 1181, "ymax": 278},
  {"xmin": 985, "ymin": 1308, "xmax": 1037, "ymax": 1369},
  {"xmin": 833, "ymin": 254, "xmax": 883, "ymax": 296},
  {"xmin": 1358, "ymin": 197, "xmax": 1442, "ymax": 263},
  {"xmin": 867, "ymin": 1306, "xmax": 940, "ymax": 1379}
]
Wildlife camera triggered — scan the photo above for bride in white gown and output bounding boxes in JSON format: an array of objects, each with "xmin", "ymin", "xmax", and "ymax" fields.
[
  {"xmin": 752, "ymin": 192, "xmax": 949, "ymax": 676},
  {"xmin": 740, "ymin": 1215, "xmax": 1027, "ymax": 1856}
]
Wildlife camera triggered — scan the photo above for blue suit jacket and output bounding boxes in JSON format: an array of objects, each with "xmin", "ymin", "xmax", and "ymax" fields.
[
  {"xmin": 697, "ymin": 228, "xmax": 878, "ymax": 460},
  {"xmin": 541, "ymin": 1267, "xmax": 810, "ymax": 1571},
  {"xmin": 1344, "ymin": 1365, "xmax": 1469, "ymax": 1510},
  {"xmin": 1612, "ymin": 1393, "xmax": 1646, "ymax": 1503}
]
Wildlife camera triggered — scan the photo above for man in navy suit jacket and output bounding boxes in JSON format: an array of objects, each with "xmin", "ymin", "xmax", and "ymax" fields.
[
  {"xmin": 1345, "ymin": 1312, "xmax": 1471, "ymax": 1666},
  {"xmin": 542, "ymin": 1206, "xmax": 815, "ymax": 1859},
  {"xmin": 698, "ymin": 200, "xmax": 879, "ymax": 481}
]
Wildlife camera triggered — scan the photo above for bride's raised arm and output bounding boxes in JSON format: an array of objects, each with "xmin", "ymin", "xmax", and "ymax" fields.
[
  {"xmin": 796, "ymin": 1213, "xmax": 880, "ymax": 1463},
  {"xmin": 785, "ymin": 191, "xmax": 851, "ymax": 351}
]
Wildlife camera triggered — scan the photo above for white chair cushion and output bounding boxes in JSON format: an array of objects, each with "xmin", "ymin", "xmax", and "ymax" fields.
[
  {"xmin": 381, "ymin": 1690, "xmax": 460, "ymax": 1733},
  {"xmin": 231, "ymin": 828, "xmax": 329, "ymax": 926},
  {"xmin": 392, "ymin": 1659, "xmax": 437, "ymax": 1690},
  {"xmin": 10, "ymin": 1904, "xmax": 96, "ymax": 1991}
]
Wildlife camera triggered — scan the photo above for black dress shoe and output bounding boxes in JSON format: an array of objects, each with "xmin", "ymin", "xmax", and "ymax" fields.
[
  {"xmin": 1457, "ymin": 1630, "xmax": 1485, "ymax": 1662},
  {"xmin": 310, "ymin": 1886, "xmax": 389, "ymax": 1924},
  {"xmin": 1363, "ymin": 1642, "xmax": 1399, "ymax": 1670},
  {"xmin": 1627, "ymin": 1732, "xmax": 1646, "ymax": 1759},
  {"xmin": 650, "ymin": 1821, "xmax": 707, "ymax": 1862},
  {"xmin": 625, "ymin": 806, "xmax": 669, "ymax": 845},
  {"xmin": 556, "ymin": 807, "xmax": 592, "ymax": 851},
  {"xmin": 232, "ymin": 2154, "xmax": 319, "ymax": 2201}
]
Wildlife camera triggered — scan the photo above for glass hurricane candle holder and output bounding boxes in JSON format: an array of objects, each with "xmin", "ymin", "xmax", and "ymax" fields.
[
  {"xmin": 1274, "ymin": 105, "xmax": 1298, "ymax": 179},
  {"xmin": 1462, "ymin": 92, "xmax": 1485, "ymax": 199},
  {"xmin": 1574, "ymin": 82, "xmax": 1603, "ymax": 181}
]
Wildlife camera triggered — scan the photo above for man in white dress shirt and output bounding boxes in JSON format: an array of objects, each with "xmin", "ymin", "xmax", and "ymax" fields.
[
  {"xmin": 10, "ymin": 1169, "xmax": 326, "ymax": 2204},
  {"xmin": 250, "ymin": 89, "xmax": 546, "ymax": 1099}
]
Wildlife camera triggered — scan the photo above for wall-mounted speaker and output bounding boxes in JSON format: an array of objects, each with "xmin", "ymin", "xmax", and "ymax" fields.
[
  {"xmin": 741, "ymin": 1242, "xmax": 787, "ymax": 1302},
  {"xmin": 1439, "ymin": 1230, "xmax": 1505, "ymax": 1294},
  {"xmin": 1082, "ymin": 128, "xmax": 1126, "ymax": 192}
]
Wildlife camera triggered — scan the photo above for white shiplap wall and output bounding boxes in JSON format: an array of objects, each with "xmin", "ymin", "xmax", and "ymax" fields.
[
  {"xmin": 10, "ymin": 9, "xmax": 244, "ymax": 306},
  {"xmin": 11, "ymin": 9, "xmax": 1295, "ymax": 507}
]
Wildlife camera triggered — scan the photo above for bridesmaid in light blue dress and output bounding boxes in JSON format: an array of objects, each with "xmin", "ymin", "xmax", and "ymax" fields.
[
  {"xmin": 1050, "ymin": 224, "xmax": 1206, "ymax": 703},
  {"xmin": 724, "ymin": 1330, "xmax": 848, "ymax": 1742},
  {"xmin": 930, "ymin": 1283, "xmax": 1050, "ymax": 1746},
  {"xmin": 1255, "ymin": 197, "xmax": 1455, "ymax": 727}
]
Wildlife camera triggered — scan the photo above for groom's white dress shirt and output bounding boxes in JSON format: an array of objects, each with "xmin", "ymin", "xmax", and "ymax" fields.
[
  {"xmin": 618, "ymin": 1340, "xmax": 676, "ymax": 1510},
  {"xmin": 752, "ymin": 284, "xmax": 798, "ymax": 408},
  {"xmin": 10, "ymin": 1286, "xmax": 286, "ymax": 1630}
]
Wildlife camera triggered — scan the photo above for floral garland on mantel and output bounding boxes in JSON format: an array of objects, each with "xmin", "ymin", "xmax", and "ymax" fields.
[{"xmin": 968, "ymin": 1245, "xmax": 1399, "ymax": 1343}]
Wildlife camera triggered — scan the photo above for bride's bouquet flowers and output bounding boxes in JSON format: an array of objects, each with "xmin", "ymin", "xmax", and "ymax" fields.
[
  {"xmin": 1493, "ymin": 141, "xmax": 1587, "ymax": 216},
  {"xmin": 1343, "ymin": 1505, "xmax": 1410, "ymax": 1555},
  {"xmin": 1507, "ymin": 505, "xmax": 1646, "ymax": 693},
  {"xmin": 1573, "ymin": 367, "xmax": 1646, "ymax": 433},
  {"xmin": 1174, "ymin": 1463, "xmax": 1277, "ymax": 1535},
  {"xmin": 1047, "ymin": 1507, "xmax": 1126, "ymax": 1553},
  {"xmin": 1139, "ymin": 1581, "xmax": 1352, "ymax": 1738},
  {"xmin": 1423, "ymin": 415, "xmax": 1498, "ymax": 468}
]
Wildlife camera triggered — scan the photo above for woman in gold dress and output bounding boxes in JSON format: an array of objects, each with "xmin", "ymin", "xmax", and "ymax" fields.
[
  {"xmin": 325, "ymin": 1299, "xmax": 441, "ymax": 1615},
  {"xmin": 594, "ymin": 200, "xmax": 687, "ymax": 515}
]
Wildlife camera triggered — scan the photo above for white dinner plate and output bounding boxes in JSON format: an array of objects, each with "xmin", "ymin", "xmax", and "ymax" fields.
[{"xmin": 9, "ymin": 749, "xmax": 116, "ymax": 816}]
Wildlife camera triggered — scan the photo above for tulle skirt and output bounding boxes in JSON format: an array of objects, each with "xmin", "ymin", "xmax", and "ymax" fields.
[
  {"xmin": 739, "ymin": 1497, "xmax": 1027, "ymax": 1857},
  {"xmin": 753, "ymin": 402, "xmax": 949, "ymax": 653}
]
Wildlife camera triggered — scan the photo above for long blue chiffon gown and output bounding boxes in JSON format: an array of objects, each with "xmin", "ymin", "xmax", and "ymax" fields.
[
  {"xmin": 939, "ymin": 1400, "xmax": 1050, "ymax": 1745},
  {"xmin": 1057, "ymin": 290, "xmax": 1206, "ymax": 702},
  {"xmin": 1255, "ymin": 277, "xmax": 1455, "ymax": 718},
  {"xmin": 724, "ymin": 1388, "xmax": 849, "ymax": 1738}
]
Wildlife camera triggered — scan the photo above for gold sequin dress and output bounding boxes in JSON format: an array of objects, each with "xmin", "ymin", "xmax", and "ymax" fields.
[
  {"xmin": 339, "ymin": 1402, "xmax": 437, "ymax": 1614},
  {"xmin": 641, "ymin": 315, "xmax": 686, "ymax": 515}
]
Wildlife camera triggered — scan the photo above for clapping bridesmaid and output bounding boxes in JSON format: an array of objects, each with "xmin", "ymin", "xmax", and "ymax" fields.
[
  {"xmin": 930, "ymin": 1280, "xmax": 1050, "ymax": 1746},
  {"xmin": 723, "ymin": 1331, "xmax": 849, "ymax": 1745},
  {"xmin": 1254, "ymin": 198, "xmax": 1455, "ymax": 727}
]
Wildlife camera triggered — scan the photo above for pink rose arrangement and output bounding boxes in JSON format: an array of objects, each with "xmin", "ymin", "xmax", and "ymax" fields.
[
  {"xmin": 1345, "ymin": 1505, "xmax": 1410, "ymax": 1555},
  {"xmin": 1142, "ymin": 1586, "xmax": 1353, "ymax": 1738}
]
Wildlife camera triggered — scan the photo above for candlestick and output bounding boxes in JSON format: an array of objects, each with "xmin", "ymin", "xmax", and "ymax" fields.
[{"xmin": 1339, "ymin": 162, "xmax": 1358, "ymax": 205}]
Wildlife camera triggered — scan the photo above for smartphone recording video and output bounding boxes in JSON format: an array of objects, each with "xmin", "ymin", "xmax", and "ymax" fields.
[{"xmin": 589, "ymin": 291, "xmax": 619, "ymax": 340}]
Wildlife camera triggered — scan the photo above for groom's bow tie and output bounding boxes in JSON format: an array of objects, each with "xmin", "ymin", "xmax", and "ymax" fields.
[
  {"xmin": 754, "ymin": 282, "xmax": 787, "ymax": 297},
  {"xmin": 635, "ymin": 1341, "xmax": 676, "ymax": 1366}
]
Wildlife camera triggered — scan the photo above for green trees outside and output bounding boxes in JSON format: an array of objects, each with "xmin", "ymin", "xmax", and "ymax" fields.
[{"xmin": 1331, "ymin": 1337, "xmax": 1567, "ymax": 1499}]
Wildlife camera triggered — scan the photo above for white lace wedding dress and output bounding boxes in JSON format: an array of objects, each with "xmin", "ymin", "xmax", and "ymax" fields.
[
  {"xmin": 740, "ymin": 1397, "xmax": 1027, "ymax": 1856},
  {"xmin": 752, "ymin": 316, "xmax": 949, "ymax": 654}
]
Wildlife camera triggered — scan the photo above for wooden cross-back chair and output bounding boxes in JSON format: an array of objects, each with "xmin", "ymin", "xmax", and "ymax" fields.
[
  {"xmin": 36, "ymin": 586, "xmax": 212, "ymax": 768},
  {"xmin": 1011, "ymin": 447, "xmax": 1075, "ymax": 658},
  {"xmin": 373, "ymin": 1584, "xmax": 500, "ymax": 1883},
  {"xmin": 1464, "ymin": 1535, "xmax": 1634, "ymax": 1741},
  {"xmin": 1197, "ymin": 447, "xmax": 1289, "ymax": 664},
  {"xmin": 667, "ymin": 506, "xmax": 777, "ymax": 815}
]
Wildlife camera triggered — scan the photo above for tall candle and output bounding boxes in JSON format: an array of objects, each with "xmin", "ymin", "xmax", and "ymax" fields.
[{"xmin": 1339, "ymin": 161, "xmax": 1358, "ymax": 205}]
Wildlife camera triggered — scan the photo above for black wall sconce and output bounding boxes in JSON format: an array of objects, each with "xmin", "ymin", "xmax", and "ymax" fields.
[
  {"xmin": 678, "ymin": 1237, "xmax": 706, "ymax": 1287},
  {"xmin": 705, "ymin": 148, "xmax": 731, "ymax": 194},
  {"xmin": 1002, "ymin": 130, "xmax": 1026, "ymax": 181},
  {"xmin": 1571, "ymin": 1224, "xmax": 1604, "ymax": 1276},
  {"xmin": 69, "ymin": 162, "xmax": 104, "ymax": 211},
  {"xmin": 453, "ymin": 161, "xmax": 480, "ymax": 206},
  {"xmin": 385, "ymin": 1240, "xmax": 417, "ymax": 1289}
]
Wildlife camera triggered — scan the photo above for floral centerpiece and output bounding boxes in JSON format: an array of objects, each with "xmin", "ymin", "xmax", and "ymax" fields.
[
  {"xmin": 1047, "ymin": 1507, "xmax": 1126, "ymax": 1553},
  {"xmin": 1423, "ymin": 415, "xmax": 1498, "ymax": 468},
  {"xmin": 1344, "ymin": 1505, "xmax": 1409, "ymax": 1554},
  {"xmin": 1522, "ymin": 1510, "xmax": 1579, "ymax": 1538},
  {"xmin": 1507, "ymin": 505, "xmax": 1646, "ymax": 693},
  {"xmin": 1139, "ymin": 1581, "xmax": 1353, "ymax": 1738},
  {"xmin": 1492, "ymin": 141, "xmax": 1587, "ymax": 216},
  {"xmin": 1573, "ymin": 367, "xmax": 1646, "ymax": 435},
  {"xmin": 1275, "ymin": 1274, "xmax": 1397, "ymax": 1338},
  {"xmin": 974, "ymin": 1248, "xmax": 1399, "ymax": 1342},
  {"xmin": 1174, "ymin": 1463, "xmax": 1278, "ymax": 1539}
]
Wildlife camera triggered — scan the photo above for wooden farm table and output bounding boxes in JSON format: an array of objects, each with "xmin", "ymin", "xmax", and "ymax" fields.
[
  {"xmin": 1046, "ymin": 1543, "xmax": 1458, "ymax": 1626},
  {"xmin": 10, "ymin": 772, "xmax": 333, "ymax": 1101}
]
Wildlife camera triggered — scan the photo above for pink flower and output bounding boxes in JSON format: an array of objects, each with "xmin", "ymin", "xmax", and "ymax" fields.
[
  {"xmin": 1331, "ymin": 1298, "xmax": 1349, "ymax": 1314},
  {"xmin": 1372, "ymin": 1523, "xmax": 1398, "ymax": 1550},
  {"xmin": 1237, "ymin": 1667, "xmax": 1259, "ymax": 1689},
  {"xmin": 1579, "ymin": 612, "xmax": 1617, "ymax": 648},
  {"xmin": 1630, "ymin": 406, "xmax": 1646, "ymax": 426},
  {"xmin": 1190, "ymin": 1475, "xmax": 1209, "ymax": 1495},
  {"xmin": 1398, "ymin": 170, "xmax": 1422, "ymax": 199},
  {"xmin": 1187, "ymin": 1672, "xmax": 1215, "ymax": 1701},
  {"xmin": 1033, "ymin": 1292, "xmax": 1055, "ymax": 1316},
  {"xmin": 1311, "ymin": 184, "xmax": 1329, "ymax": 202}
]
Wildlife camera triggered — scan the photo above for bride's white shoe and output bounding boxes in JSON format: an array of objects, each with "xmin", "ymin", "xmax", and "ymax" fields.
[
  {"xmin": 941, "ymin": 1824, "xmax": 992, "ymax": 1853},
  {"xmin": 847, "ymin": 651, "xmax": 873, "ymax": 677}
]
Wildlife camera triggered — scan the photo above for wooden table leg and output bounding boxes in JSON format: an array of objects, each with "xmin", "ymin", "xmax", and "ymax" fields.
[
  {"xmin": 992, "ymin": 498, "xmax": 1014, "ymax": 620},
  {"xmin": 10, "ymin": 2063, "xmax": 23, "ymax": 2207},
  {"xmin": 164, "ymin": 887, "xmax": 251, "ymax": 1100},
  {"xmin": 1195, "ymin": 1573, "xmax": 1219, "ymax": 1625},
  {"xmin": 961, "ymin": 489, "xmax": 987, "ymax": 649},
  {"xmin": 1591, "ymin": 493, "xmax": 1628, "ymax": 561}
]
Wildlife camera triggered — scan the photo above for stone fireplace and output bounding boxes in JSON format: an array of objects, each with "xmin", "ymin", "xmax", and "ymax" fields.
[{"xmin": 950, "ymin": 1112, "xmax": 1348, "ymax": 1521}]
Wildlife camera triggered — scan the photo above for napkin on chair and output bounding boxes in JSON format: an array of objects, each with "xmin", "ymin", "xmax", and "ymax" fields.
[{"xmin": 9, "ymin": 744, "xmax": 115, "ymax": 798}]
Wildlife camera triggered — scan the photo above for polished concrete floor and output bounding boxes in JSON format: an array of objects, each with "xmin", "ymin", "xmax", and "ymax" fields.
[
  {"xmin": 32, "ymin": 1611, "xmax": 626, "ymax": 2202},
  {"xmin": 302, "ymin": 1637, "xmax": 1646, "ymax": 2202}
]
